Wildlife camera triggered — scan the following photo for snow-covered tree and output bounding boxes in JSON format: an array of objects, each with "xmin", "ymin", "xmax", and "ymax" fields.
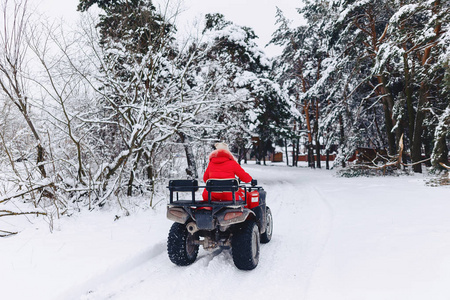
[
  {"xmin": 271, "ymin": 4, "xmax": 340, "ymax": 168},
  {"xmin": 0, "ymin": 0, "xmax": 47, "ymax": 178},
  {"xmin": 274, "ymin": 0, "xmax": 449, "ymax": 171},
  {"xmin": 194, "ymin": 13, "xmax": 289, "ymax": 163},
  {"xmin": 76, "ymin": 0, "xmax": 223, "ymax": 201},
  {"xmin": 378, "ymin": 0, "xmax": 450, "ymax": 171}
]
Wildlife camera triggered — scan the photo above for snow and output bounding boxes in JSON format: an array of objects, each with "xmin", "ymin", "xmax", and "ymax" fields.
[
  {"xmin": 2, "ymin": 164, "xmax": 450, "ymax": 300},
  {"xmin": 336, "ymin": 0, "xmax": 372, "ymax": 25},
  {"xmin": 389, "ymin": 4, "xmax": 418, "ymax": 26}
]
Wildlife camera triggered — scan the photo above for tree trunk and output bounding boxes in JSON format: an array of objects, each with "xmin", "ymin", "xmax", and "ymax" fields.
[
  {"xmin": 36, "ymin": 144, "xmax": 47, "ymax": 178},
  {"xmin": 431, "ymin": 105, "xmax": 450, "ymax": 169},
  {"xmin": 292, "ymin": 139, "xmax": 296, "ymax": 167},
  {"xmin": 404, "ymin": 52, "xmax": 415, "ymax": 145},
  {"xmin": 423, "ymin": 128, "xmax": 433, "ymax": 167},
  {"xmin": 381, "ymin": 97, "xmax": 397, "ymax": 156},
  {"xmin": 178, "ymin": 132, "xmax": 198, "ymax": 179},
  {"xmin": 143, "ymin": 152, "xmax": 153, "ymax": 181},
  {"xmin": 237, "ymin": 147, "xmax": 242, "ymax": 165},
  {"xmin": 127, "ymin": 170, "xmax": 135, "ymax": 196},
  {"xmin": 308, "ymin": 144, "xmax": 315, "ymax": 169},
  {"xmin": 284, "ymin": 139, "xmax": 289, "ymax": 166},
  {"xmin": 326, "ymin": 149, "xmax": 330, "ymax": 170},
  {"xmin": 304, "ymin": 103, "xmax": 313, "ymax": 155},
  {"xmin": 255, "ymin": 142, "xmax": 261, "ymax": 165},
  {"xmin": 375, "ymin": 75, "xmax": 397, "ymax": 156},
  {"xmin": 339, "ymin": 114, "xmax": 346, "ymax": 168},
  {"xmin": 127, "ymin": 149, "xmax": 144, "ymax": 196},
  {"xmin": 411, "ymin": 84, "xmax": 427, "ymax": 173},
  {"xmin": 243, "ymin": 145, "xmax": 248, "ymax": 164},
  {"xmin": 314, "ymin": 100, "xmax": 321, "ymax": 168},
  {"xmin": 304, "ymin": 104, "xmax": 315, "ymax": 168},
  {"xmin": 315, "ymin": 140, "xmax": 321, "ymax": 168}
]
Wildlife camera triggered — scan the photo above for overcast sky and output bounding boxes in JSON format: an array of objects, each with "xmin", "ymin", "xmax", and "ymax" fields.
[{"xmin": 37, "ymin": 0, "xmax": 304, "ymax": 57}]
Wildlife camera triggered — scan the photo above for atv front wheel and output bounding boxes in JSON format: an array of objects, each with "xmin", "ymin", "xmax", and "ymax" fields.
[
  {"xmin": 167, "ymin": 222, "xmax": 199, "ymax": 266},
  {"xmin": 232, "ymin": 220, "xmax": 260, "ymax": 270},
  {"xmin": 260, "ymin": 206, "xmax": 273, "ymax": 243}
]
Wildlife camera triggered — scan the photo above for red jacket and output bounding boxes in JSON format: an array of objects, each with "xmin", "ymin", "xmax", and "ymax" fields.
[{"xmin": 202, "ymin": 149, "xmax": 252, "ymax": 201}]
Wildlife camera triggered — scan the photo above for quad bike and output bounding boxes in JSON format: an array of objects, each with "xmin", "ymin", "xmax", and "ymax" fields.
[{"xmin": 166, "ymin": 178, "xmax": 273, "ymax": 270}]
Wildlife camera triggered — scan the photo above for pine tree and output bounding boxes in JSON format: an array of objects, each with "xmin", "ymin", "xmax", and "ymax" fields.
[
  {"xmin": 198, "ymin": 13, "xmax": 289, "ymax": 163},
  {"xmin": 274, "ymin": 0, "xmax": 449, "ymax": 171}
]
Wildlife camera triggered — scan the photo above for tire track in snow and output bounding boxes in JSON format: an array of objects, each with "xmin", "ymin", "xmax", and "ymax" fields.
[
  {"xmin": 197, "ymin": 248, "xmax": 228, "ymax": 267},
  {"xmin": 265, "ymin": 178, "xmax": 335, "ymax": 299},
  {"xmin": 300, "ymin": 185, "xmax": 335, "ymax": 299},
  {"xmin": 55, "ymin": 242, "xmax": 166, "ymax": 300}
]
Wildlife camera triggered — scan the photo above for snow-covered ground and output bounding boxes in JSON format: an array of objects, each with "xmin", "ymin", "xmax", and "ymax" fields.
[{"xmin": 1, "ymin": 164, "xmax": 450, "ymax": 300}]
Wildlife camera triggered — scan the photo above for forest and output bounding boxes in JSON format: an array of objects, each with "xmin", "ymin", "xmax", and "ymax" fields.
[{"xmin": 0, "ymin": 0, "xmax": 449, "ymax": 233}]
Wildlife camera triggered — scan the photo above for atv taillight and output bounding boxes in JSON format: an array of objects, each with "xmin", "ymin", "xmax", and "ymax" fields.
[
  {"xmin": 224, "ymin": 211, "xmax": 243, "ymax": 221},
  {"xmin": 167, "ymin": 207, "xmax": 189, "ymax": 223}
]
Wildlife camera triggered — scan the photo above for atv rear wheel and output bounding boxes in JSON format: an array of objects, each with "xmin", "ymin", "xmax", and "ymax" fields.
[
  {"xmin": 260, "ymin": 206, "xmax": 273, "ymax": 243},
  {"xmin": 167, "ymin": 222, "xmax": 199, "ymax": 266},
  {"xmin": 232, "ymin": 220, "xmax": 260, "ymax": 270}
]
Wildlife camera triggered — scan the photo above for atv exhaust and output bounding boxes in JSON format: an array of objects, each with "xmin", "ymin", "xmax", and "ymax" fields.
[{"xmin": 186, "ymin": 222, "xmax": 199, "ymax": 234}]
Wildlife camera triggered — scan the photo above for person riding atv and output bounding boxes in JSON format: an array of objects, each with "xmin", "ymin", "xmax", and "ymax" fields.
[
  {"xmin": 166, "ymin": 142, "xmax": 273, "ymax": 270},
  {"xmin": 202, "ymin": 142, "xmax": 252, "ymax": 201}
]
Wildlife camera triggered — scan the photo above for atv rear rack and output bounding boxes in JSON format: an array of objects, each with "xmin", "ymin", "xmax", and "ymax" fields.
[{"xmin": 167, "ymin": 179, "xmax": 261, "ymax": 208}]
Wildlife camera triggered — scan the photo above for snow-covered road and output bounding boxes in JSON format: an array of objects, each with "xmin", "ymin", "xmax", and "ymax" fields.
[{"xmin": 2, "ymin": 165, "xmax": 450, "ymax": 300}]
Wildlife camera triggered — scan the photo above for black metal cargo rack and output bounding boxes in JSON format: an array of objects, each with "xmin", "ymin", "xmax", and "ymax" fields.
[{"xmin": 167, "ymin": 179, "xmax": 261, "ymax": 207}]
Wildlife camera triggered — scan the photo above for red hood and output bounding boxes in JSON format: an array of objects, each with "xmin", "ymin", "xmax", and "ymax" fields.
[{"xmin": 209, "ymin": 149, "xmax": 236, "ymax": 162}]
